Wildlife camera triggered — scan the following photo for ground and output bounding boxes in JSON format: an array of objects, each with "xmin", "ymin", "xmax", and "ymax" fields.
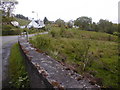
[{"xmin": 2, "ymin": 36, "xmax": 18, "ymax": 88}]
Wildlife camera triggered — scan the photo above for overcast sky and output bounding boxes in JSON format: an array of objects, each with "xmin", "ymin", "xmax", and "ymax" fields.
[{"xmin": 14, "ymin": 0, "xmax": 119, "ymax": 23}]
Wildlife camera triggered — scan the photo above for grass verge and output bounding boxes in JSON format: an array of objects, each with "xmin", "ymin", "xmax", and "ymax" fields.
[{"xmin": 9, "ymin": 43, "xmax": 30, "ymax": 88}]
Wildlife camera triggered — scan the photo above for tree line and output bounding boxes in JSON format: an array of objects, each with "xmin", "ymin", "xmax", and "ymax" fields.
[
  {"xmin": 44, "ymin": 16, "xmax": 118, "ymax": 35},
  {"xmin": 15, "ymin": 14, "xmax": 29, "ymax": 20},
  {"xmin": 74, "ymin": 16, "xmax": 118, "ymax": 34}
]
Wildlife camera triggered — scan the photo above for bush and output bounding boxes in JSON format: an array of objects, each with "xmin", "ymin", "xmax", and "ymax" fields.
[
  {"xmin": 49, "ymin": 29, "xmax": 60, "ymax": 37},
  {"xmin": 2, "ymin": 25, "xmax": 21, "ymax": 35},
  {"xmin": 2, "ymin": 16, "xmax": 16, "ymax": 23},
  {"xmin": 35, "ymin": 35, "xmax": 51, "ymax": 50},
  {"xmin": 49, "ymin": 26, "xmax": 66, "ymax": 38},
  {"xmin": 113, "ymin": 32, "xmax": 119, "ymax": 36}
]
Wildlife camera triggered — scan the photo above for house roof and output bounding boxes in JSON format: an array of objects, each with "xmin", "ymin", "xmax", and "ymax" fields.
[
  {"xmin": 35, "ymin": 20, "xmax": 39, "ymax": 24},
  {"xmin": 27, "ymin": 19, "xmax": 45, "ymax": 29},
  {"xmin": 11, "ymin": 21, "xmax": 19, "ymax": 26}
]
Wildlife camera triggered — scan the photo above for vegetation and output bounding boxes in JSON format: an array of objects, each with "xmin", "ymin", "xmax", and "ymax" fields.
[
  {"xmin": 1, "ymin": 0, "xmax": 30, "ymax": 36},
  {"xmin": 66, "ymin": 20, "xmax": 74, "ymax": 28},
  {"xmin": 2, "ymin": 16, "xmax": 21, "ymax": 35},
  {"xmin": 2, "ymin": 16, "xmax": 31, "ymax": 35},
  {"xmin": 30, "ymin": 26, "xmax": 118, "ymax": 88},
  {"xmin": 0, "ymin": 10, "xmax": 2, "ymax": 35},
  {"xmin": 2, "ymin": 16, "xmax": 16, "ymax": 23},
  {"xmin": 2, "ymin": 24, "xmax": 21, "ymax": 35},
  {"xmin": 97, "ymin": 19, "xmax": 117, "ymax": 34},
  {"xmin": 74, "ymin": 16, "xmax": 118, "ymax": 34},
  {"xmin": 15, "ymin": 17, "xmax": 30, "ymax": 26},
  {"xmin": 0, "ymin": 0, "xmax": 18, "ymax": 17},
  {"xmin": 55, "ymin": 19, "xmax": 65, "ymax": 27},
  {"xmin": 74, "ymin": 16, "xmax": 92, "ymax": 30},
  {"xmin": 2, "ymin": 13, "xmax": 46, "ymax": 36},
  {"xmin": 9, "ymin": 43, "xmax": 30, "ymax": 88},
  {"xmin": 15, "ymin": 14, "xmax": 29, "ymax": 20},
  {"xmin": 43, "ymin": 17, "xmax": 49, "ymax": 24}
]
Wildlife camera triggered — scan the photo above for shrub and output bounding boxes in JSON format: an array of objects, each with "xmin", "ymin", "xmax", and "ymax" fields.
[
  {"xmin": 49, "ymin": 29, "xmax": 60, "ymax": 37},
  {"xmin": 35, "ymin": 35, "xmax": 51, "ymax": 50},
  {"xmin": 2, "ymin": 25, "xmax": 21, "ymax": 35},
  {"xmin": 113, "ymin": 32, "xmax": 119, "ymax": 36},
  {"xmin": 2, "ymin": 25, "xmax": 12, "ymax": 35},
  {"xmin": 2, "ymin": 16, "xmax": 16, "ymax": 23}
]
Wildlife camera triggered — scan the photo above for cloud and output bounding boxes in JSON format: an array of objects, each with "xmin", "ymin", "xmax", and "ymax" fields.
[{"xmin": 14, "ymin": 0, "xmax": 119, "ymax": 23}]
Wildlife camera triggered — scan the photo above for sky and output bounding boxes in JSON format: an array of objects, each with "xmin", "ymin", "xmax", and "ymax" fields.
[
  {"xmin": 118, "ymin": 1, "xmax": 120, "ymax": 24},
  {"xmin": 14, "ymin": 0, "xmax": 119, "ymax": 23}
]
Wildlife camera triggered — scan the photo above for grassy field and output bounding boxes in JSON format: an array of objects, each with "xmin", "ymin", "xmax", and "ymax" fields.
[
  {"xmin": 30, "ymin": 26, "xmax": 118, "ymax": 88},
  {"xmin": 15, "ymin": 18, "xmax": 30, "ymax": 26},
  {"xmin": 9, "ymin": 43, "xmax": 30, "ymax": 88}
]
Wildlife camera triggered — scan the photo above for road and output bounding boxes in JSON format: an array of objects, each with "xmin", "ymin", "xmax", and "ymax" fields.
[
  {"xmin": 1, "ymin": 35, "xmax": 18, "ymax": 88},
  {"xmin": 0, "ymin": 32, "xmax": 48, "ymax": 89}
]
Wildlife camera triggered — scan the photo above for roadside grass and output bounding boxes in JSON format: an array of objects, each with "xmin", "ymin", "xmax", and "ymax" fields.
[
  {"xmin": 9, "ymin": 43, "xmax": 30, "ymax": 88},
  {"xmin": 30, "ymin": 26, "xmax": 118, "ymax": 88}
]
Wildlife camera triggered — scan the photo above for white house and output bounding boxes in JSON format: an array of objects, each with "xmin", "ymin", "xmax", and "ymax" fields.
[
  {"xmin": 20, "ymin": 26, "xmax": 26, "ymax": 29},
  {"xmin": 27, "ymin": 19, "xmax": 45, "ymax": 29},
  {"xmin": 11, "ymin": 21, "xmax": 19, "ymax": 26}
]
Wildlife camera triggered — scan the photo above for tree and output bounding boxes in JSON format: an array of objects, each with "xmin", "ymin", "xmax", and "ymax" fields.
[
  {"xmin": 97, "ymin": 19, "xmax": 114, "ymax": 34},
  {"xmin": 0, "ymin": 0, "xmax": 18, "ymax": 17},
  {"xmin": 67, "ymin": 20, "xmax": 74, "ymax": 28},
  {"xmin": 43, "ymin": 17, "xmax": 49, "ymax": 24},
  {"xmin": 74, "ymin": 16, "xmax": 92, "ymax": 30},
  {"xmin": 112, "ymin": 24, "xmax": 118, "ymax": 33},
  {"xmin": 89, "ymin": 22, "xmax": 98, "ymax": 31},
  {"xmin": 55, "ymin": 18, "xmax": 65, "ymax": 27},
  {"xmin": 15, "ymin": 14, "xmax": 28, "ymax": 20}
]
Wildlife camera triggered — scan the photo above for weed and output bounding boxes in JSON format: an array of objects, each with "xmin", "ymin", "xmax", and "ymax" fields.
[
  {"xmin": 30, "ymin": 26, "xmax": 118, "ymax": 88},
  {"xmin": 9, "ymin": 43, "xmax": 30, "ymax": 88}
]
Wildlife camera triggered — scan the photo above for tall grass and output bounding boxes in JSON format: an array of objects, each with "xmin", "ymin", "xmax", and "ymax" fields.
[
  {"xmin": 49, "ymin": 27, "xmax": 117, "ymax": 41},
  {"xmin": 30, "ymin": 26, "xmax": 118, "ymax": 88}
]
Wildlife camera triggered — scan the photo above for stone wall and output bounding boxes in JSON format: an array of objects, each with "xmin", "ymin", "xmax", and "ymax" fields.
[
  {"xmin": 18, "ymin": 36, "xmax": 100, "ymax": 89},
  {"xmin": 18, "ymin": 38, "xmax": 53, "ymax": 88}
]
